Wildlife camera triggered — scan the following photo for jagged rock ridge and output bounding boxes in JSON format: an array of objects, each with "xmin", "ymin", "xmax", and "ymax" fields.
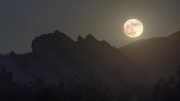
[{"xmin": 0, "ymin": 31, "xmax": 143, "ymax": 88}]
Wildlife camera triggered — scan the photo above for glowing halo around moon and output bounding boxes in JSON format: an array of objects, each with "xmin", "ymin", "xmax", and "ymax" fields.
[{"xmin": 124, "ymin": 19, "xmax": 143, "ymax": 38}]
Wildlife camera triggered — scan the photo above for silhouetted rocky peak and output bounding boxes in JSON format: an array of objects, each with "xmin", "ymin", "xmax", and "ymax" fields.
[
  {"xmin": 31, "ymin": 30, "xmax": 75, "ymax": 53},
  {"xmin": 10, "ymin": 51, "xmax": 16, "ymax": 56},
  {"xmin": 77, "ymin": 35, "xmax": 84, "ymax": 42},
  {"xmin": 77, "ymin": 34, "xmax": 99, "ymax": 43},
  {"xmin": 86, "ymin": 34, "xmax": 96, "ymax": 40},
  {"xmin": 76, "ymin": 34, "xmax": 111, "ymax": 49}
]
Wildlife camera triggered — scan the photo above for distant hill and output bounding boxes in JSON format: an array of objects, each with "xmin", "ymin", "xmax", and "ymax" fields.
[{"xmin": 120, "ymin": 31, "xmax": 180, "ymax": 81}]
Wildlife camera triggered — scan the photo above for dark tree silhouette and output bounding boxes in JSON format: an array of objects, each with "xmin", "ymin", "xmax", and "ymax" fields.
[{"xmin": 153, "ymin": 65, "xmax": 180, "ymax": 101}]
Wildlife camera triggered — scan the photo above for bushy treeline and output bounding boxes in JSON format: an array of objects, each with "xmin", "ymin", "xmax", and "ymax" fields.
[
  {"xmin": 0, "ymin": 66, "xmax": 130, "ymax": 101},
  {"xmin": 153, "ymin": 66, "xmax": 180, "ymax": 101},
  {"xmin": 1, "ymin": 65, "xmax": 180, "ymax": 101}
]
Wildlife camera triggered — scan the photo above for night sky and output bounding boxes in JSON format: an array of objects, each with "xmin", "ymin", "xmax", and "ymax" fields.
[{"xmin": 0, "ymin": 0, "xmax": 180, "ymax": 53}]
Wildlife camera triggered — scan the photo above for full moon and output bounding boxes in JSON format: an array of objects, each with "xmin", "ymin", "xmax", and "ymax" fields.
[{"xmin": 124, "ymin": 19, "xmax": 143, "ymax": 37}]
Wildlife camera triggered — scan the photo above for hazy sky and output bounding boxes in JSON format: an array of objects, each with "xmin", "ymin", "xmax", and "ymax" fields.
[{"xmin": 0, "ymin": 0, "xmax": 180, "ymax": 53}]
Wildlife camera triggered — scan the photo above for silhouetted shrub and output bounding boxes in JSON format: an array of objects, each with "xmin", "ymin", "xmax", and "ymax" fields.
[{"xmin": 152, "ymin": 65, "xmax": 180, "ymax": 101}]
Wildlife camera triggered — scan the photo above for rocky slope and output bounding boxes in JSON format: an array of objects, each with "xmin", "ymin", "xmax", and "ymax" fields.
[{"xmin": 0, "ymin": 31, "xmax": 144, "ymax": 88}]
